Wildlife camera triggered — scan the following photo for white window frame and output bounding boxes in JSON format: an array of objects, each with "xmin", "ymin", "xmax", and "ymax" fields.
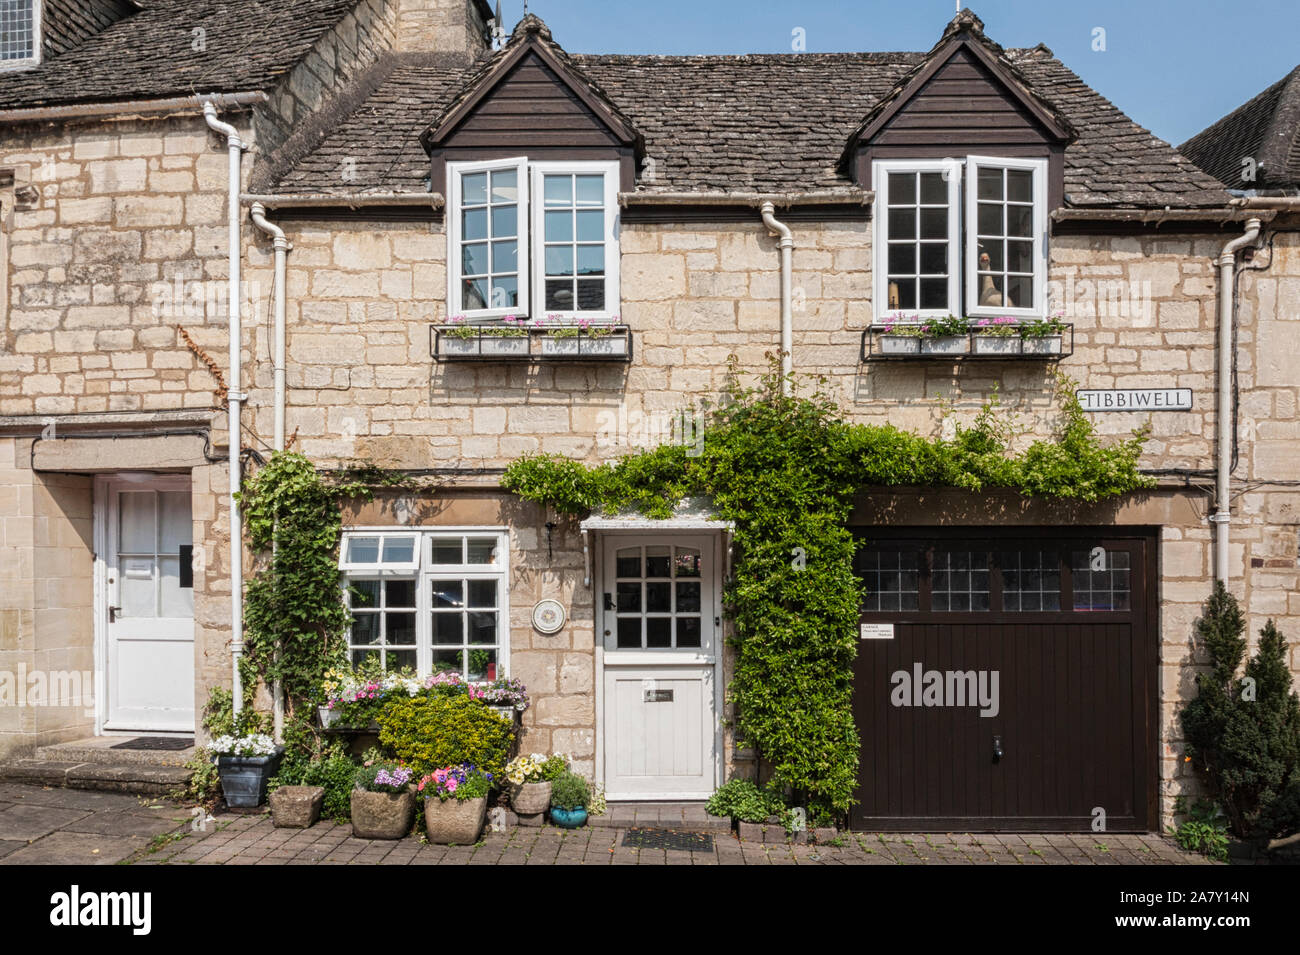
[
  {"xmin": 872, "ymin": 158, "xmax": 962, "ymax": 322},
  {"xmin": 0, "ymin": 0, "xmax": 41, "ymax": 72},
  {"xmin": 529, "ymin": 160, "xmax": 621, "ymax": 323},
  {"xmin": 446, "ymin": 157, "xmax": 530, "ymax": 321},
  {"xmin": 339, "ymin": 528, "xmax": 511, "ymax": 680},
  {"xmin": 447, "ymin": 157, "xmax": 621, "ymax": 323},
  {"xmin": 964, "ymin": 155, "xmax": 1049, "ymax": 320}
]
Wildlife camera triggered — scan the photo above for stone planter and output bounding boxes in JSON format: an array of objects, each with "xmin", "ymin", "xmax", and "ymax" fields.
[
  {"xmin": 270, "ymin": 785, "xmax": 324, "ymax": 828},
  {"xmin": 1021, "ymin": 335, "xmax": 1062, "ymax": 355},
  {"xmin": 581, "ymin": 334, "xmax": 629, "ymax": 357},
  {"xmin": 478, "ymin": 336, "xmax": 529, "ymax": 357},
  {"xmin": 424, "ymin": 796, "xmax": 487, "ymax": 845},
  {"xmin": 317, "ymin": 705, "xmax": 340, "ymax": 729},
  {"xmin": 541, "ymin": 336, "xmax": 582, "ymax": 356},
  {"xmin": 350, "ymin": 789, "xmax": 415, "ymax": 840},
  {"xmin": 487, "ymin": 704, "xmax": 521, "ymax": 724},
  {"xmin": 919, "ymin": 335, "xmax": 967, "ymax": 356},
  {"xmin": 879, "ymin": 334, "xmax": 919, "ymax": 355},
  {"xmin": 439, "ymin": 337, "xmax": 480, "ymax": 356},
  {"xmin": 509, "ymin": 780, "xmax": 552, "ymax": 815},
  {"xmin": 972, "ymin": 335, "xmax": 1021, "ymax": 356},
  {"xmin": 216, "ymin": 748, "xmax": 283, "ymax": 809}
]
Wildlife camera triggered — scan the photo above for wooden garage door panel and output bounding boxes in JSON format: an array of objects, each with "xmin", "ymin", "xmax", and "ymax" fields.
[{"xmin": 850, "ymin": 532, "xmax": 1154, "ymax": 832}]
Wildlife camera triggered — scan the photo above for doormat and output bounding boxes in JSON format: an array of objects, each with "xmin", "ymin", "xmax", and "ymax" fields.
[
  {"xmin": 622, "ymin": 828, "xmax": 714, "ymax": 852},
  {"xmin": 109, "ymin": 737, "xmax": 195, "ymax": 751}
]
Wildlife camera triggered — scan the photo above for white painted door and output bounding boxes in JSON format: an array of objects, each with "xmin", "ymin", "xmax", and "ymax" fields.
[
  {"xmin": 103, "ymin": 477, "xmax": 195, "ymax": 732},
  {"xmin": 601, "ymin": 536, "xmax": 719, "ymax": 799}
]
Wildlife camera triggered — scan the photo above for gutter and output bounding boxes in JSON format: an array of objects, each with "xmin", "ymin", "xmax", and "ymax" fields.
[
  {"xmin": 619, "ymin": 189, "xmax": 871, "ymax": 208},
  {"xmin": 1051, "ymin": 207, "xmax": 1271, "ymax": 225},
  {"xmin": 0, "ymin": 91, "xmax": 266, "ymax": 125},
  {"xmin": 1229, "ymin": 196, "xmax": 1300, "ymax": 211},
  {"xmin": 204, "ymin": 101, "xmax": 248, "ymax": 717},
  {"xmin": 1213, "ymin": 217, "xmax": 1264, "ymax": 585},
  {"xmin": 241, "ymin": 192, "xmax": 444, "ymax": 209},
  {"xmin": 759, "ymin": 202, "xmax": 794, "ymax": 393}
]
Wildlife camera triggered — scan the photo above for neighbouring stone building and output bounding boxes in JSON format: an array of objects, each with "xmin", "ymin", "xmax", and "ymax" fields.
[{"xmin": 0, "ymin": 1, "xmax": 1296, "ymax": 832}]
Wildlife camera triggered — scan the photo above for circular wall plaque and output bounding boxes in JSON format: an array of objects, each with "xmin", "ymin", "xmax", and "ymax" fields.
[{"xmin": 531, "ymin": 598, "xmax": 566, "ymax": 634}]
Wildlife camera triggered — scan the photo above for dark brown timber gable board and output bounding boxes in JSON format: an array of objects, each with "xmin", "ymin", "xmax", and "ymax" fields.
[
  {"xmin": 850, "ymin": 41, "xmax": 1072, "ymax": 211},
  {"xmin": 425, "ymin": 40, "xmax": 643, "ymax": 194}
]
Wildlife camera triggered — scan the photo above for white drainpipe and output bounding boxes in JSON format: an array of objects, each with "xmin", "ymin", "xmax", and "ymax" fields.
[
  {"xmin": 1213, "ymin": 216, "xmax": 1263, "ymax": 585},
  {"xmin": 760, "ymin": 202, "xmax": 793, "ymax": 393},
  {"xmin": 204, "ymin": 102, "xmax": 247, "ymax": 715},
  {"xmin": 250, "ymin": 202, "xmax": 288, "ymax": 739}
]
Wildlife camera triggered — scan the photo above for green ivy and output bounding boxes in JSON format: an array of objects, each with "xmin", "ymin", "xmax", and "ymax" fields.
[
  {"xmin": 237, "ymin": 451, "xmax": 372, "ymax": 716},
  {"xmin": 502, "ymin": 360, "xmax": 1153, "ymax": 817}
]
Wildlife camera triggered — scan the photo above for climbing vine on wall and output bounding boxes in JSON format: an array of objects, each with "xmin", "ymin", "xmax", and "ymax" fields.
[{"xmin": 503, "ymin": 360, "xmax": 1153, "ymax": 816}]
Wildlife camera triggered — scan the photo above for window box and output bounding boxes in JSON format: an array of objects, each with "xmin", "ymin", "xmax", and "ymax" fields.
[
  {"xmin": 540, "ymin": 329, "xmax": 630, "ymax": 358},
  {"xmin": 920, "ymin": 335, "xmax": 967, "ymax": 356},
  {"xmin": 879, "ymin": 334, "xmax": 920, "ymax": 355},
  {"xmin": 972, "ymin": 335, "xmax": 1022, "ymax": 356},
  {"xmin": 432, "ymin": 325, "xmax": 633, "ymax": 362},
  {"xmin": 1022, "ymin": 335, "xmax": 1063, "ymax": 355},
  {"xmin": 479, "ymin": 336, "xmax": 530, "ymax": 357}
]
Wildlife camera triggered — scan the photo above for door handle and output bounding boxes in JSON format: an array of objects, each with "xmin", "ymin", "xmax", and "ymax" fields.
[
  {"xmin": 108, "ymin": 606, "xmax": 122, "ymax": 623},
  {"xmin": 992, "ymin": 735, "xmax": 1004, "ymax": 763},
  {"xmin": 603, "ymin": 592, "xmax": 614, "ymax": 611}
]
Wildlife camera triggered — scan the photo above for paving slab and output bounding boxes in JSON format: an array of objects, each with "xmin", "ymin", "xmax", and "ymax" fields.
[
  {"xmin": 0, "ymin": 803, "xmax": 91, "ymax": 841},
  {"xmin": 1, "ymin": 830, "xmax": 143, "ymax": 865}
]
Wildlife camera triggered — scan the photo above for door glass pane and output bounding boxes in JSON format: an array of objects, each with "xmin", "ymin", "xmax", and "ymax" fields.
[
  {"xmin": 998, "ymin": 550, "xmax": 1061, "ymax": 612},
  {"xmin": 159, "ymin": 556, "xmax": 191, "ymax": 617},
  {"xmin": 159, "ymin": 491, "xmax": 191, "ymax": 552},
  {"xmin": 676, "ymin": 617, "xmax": 701, "ymax": 648},
  {"xmin": 616, "ymin": 582, "xmax": 641, "ymax": 613},
  {"xmin": 645, "ymin": 582, "xmax": 671, "ymax": 612},
  {"xmin": 120, "ymin": 559, "xmax": 154, "ymax": 618},
  {"xmin": 857, "ymin": 549, "xmax": 920, "ymax": 612},
  {"xmin": 931, "ymin": 550, "xmax": 990, "ymax": 612},
  {"xmin": 645, "ymin": 546, "xmax": 670, "ymax": 578},
  {"xmin": 1071, "ymin": 549, "xmax": 1131, "ymax": 611},
  {"xmin": 675, "ymin": 581, "xmax": 701, "ymax": 613},
  {"xmin": 119, "ymin": 492, "xmax": 155, "ymax": 554},
  {"xmin": 675, "ymin": 548, "xmax": 700, "ymax": 577},
  {"xmin": 646, "ymin": 618, "xmax": 671, "ymax": 648},
  {"xmin": 616, "ymin": 548, "xmax": 640, "ymax": 578},
  {"xmin": 616, "ymin": 618, "xmax": 641, "ymax": 648}
]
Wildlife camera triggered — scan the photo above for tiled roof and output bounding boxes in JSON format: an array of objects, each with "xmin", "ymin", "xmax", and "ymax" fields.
[
  {"xmin": 1180, "ymin": 65, "xmax": 1300, "ymax": 191},
  {"xmin": 270, "ymin": 41, "xmax": 1229, "ymax": 208},
  {"xmin": 0, "ymin": 0, "xmax": 362, "ymax": 109}
]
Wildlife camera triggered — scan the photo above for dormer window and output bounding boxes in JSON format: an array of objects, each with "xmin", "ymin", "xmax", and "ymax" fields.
[{"xmin": 0, "ymin": 0, "xmax": 40, "ymax": 71}]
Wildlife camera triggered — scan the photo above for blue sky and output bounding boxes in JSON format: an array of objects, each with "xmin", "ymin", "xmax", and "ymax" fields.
[{"xmin": 515, "ymin": 0, "xmax": 1298, "ymax": 147}]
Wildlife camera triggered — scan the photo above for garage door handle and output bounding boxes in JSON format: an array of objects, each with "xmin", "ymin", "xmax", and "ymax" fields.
[{"xmin": 992, "ymin": 735, "xmax": 1004, "ymax": 763}]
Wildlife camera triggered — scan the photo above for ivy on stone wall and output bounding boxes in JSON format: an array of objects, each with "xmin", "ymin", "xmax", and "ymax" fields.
[{"xmin": 502, "ymin": 360, "xmax": 1153, "ymax": 816}]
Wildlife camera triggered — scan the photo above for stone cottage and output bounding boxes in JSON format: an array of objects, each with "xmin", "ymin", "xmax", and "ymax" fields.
[{"xmin": 0, "ymin": 1, "xmax": 1296, "ymax": 832}]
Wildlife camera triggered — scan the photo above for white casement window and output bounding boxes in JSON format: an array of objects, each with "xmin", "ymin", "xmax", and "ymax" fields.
[
  {"xmin": 447, "ymin": 158, "xmax": 620, "ymax": 322},
  {"xmin": 340, "ymin": 529, "xmax": 510, "ymax": 681},
  {"xmin": 872, "ymin": 156, "xmax": 1048, "ymax": 321},
  {"xmin": 964, "ymin": 156, "xmax": 1048, "ymax": 319},
  {"xmin": 0, "ymin": 1, "xmax": 41, "ymax": 71}
]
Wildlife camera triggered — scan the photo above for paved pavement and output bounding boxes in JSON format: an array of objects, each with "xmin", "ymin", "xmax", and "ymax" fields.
[{"xmin": 0, "ymin": 783, "xmax": 1212, "ymax": 865}]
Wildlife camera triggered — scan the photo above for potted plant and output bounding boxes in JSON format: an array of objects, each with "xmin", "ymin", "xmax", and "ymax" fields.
[
  {"xmin": 537, "ymin": 314, "xmax": 582, "ymax": 356},
  {"xmin": 350, "ymin": 763, "xmax": 416, "ymax": 839},
  {"xmin": 481, "ymin": 676, "xmax": 530, "ymax": 722},
  {"xmin": 578, "ymin": 318, "xmax": 629, "ymax": 357},
  {"xmin": 549, "ymin": 771, "xmax": 590, "ymax": 829},
  {"xmin": 439, "ymin": 314, "xmax": 481, "ymax": 356},
  {"xmin": 418, "ymin": 764, "xmax": 493, "ymax": 844},
  {"xmin": 479, "ymin": 314, "xmax": 530, "ymax": 356},
  {"xmin": 211, "ymin": 733, "xmax": 284, "ymax": 809},
  {"xmin": 878, "ymin": 316, "xmax": 922, "ymax": 355},
  {"xmin": 1020, "ymin": 314, "xmax": 1066, "ymax": 354},
  {"xmin": 971, "ymin": 316, "xmax": 1023, "ymax": 355},
  {"xmin": 504, "ymin": 752, "xmax": 567, "ymax": 817},
  {"xmin": 917, "ymin": 313, "xmax": 969, "ymax": 355}
]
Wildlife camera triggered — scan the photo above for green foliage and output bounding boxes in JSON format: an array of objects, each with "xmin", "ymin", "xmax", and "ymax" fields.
[
  {"xmin": 200, "ymin": 684, "xmax": 268, "ymax": 738},
  {"xmin": 504, "ymin": 360, "xmax": 1153, "ymax": 817},
  {"xmin": 1172, "ymin": 798, "xmax": 1230, "ymax": 862},
  {"xmin": 550, "ymin": 771, "xmax": 590, "ymax": 810},
  {"xmin": 1180, "ymin": 583, "xmax": 1300, "ymax": 842},
  {"xmin": 237, "ymin": 451, "xmax": 372, "ymax": 714},
  {"xmin": 376, "ymin": 693, "xmax": 514, "ymax": 780},
  {"xmin": 705, "ymin": 779, "xmax": 786, "ymax": 824}
]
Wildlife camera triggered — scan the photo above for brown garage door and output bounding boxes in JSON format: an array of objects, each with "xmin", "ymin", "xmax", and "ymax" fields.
[{"xmin": 850, "ymin": 528, "xmax": 1157, "ymax": 832}]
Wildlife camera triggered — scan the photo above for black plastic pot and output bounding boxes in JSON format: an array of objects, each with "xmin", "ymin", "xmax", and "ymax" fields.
[{"xmin": 217, "ymin": 748, "xmax": 284, "ymax": 808}]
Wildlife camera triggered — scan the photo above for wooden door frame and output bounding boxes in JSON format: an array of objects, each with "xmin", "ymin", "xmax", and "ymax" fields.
[
  {"xmin": 849, "ymin": 525, "xmax": 1160, "ymax": 831},
  {"xmin": 593, "ymin": 531, "xmax": 725, "ymax": 800},
  {"xmin": 93, "ymin": 472, "xmax": 194, "ymax": 736}
]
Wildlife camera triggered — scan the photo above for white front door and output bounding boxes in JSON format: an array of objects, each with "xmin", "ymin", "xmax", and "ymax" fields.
[
  {"xmin": 101, "ymin": 476, "xmax": 195, "ymax": 732},
  {"xmin": 600, "ymin": 536, "xmax": 720, "ymax": 799}
]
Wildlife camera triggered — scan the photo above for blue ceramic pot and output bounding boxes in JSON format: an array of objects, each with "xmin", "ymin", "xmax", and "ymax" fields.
[{"xmin": 550, "ymin": 806, "xmax": 588, "ymax": 829}]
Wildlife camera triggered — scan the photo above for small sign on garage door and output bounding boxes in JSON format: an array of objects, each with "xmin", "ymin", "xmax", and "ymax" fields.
[{"xmin": 860, "ymin": 623, "xmax": 895, "ymax": 640}]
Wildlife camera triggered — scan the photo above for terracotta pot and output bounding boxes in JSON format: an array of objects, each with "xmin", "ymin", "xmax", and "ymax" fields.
[
  {"xmin": 424, "ymin": 796, "xmax": 488, "ymax": 844},
  {"xmin": 509, "ymin": 780, "xmax": 552, "ymax": 815},
  {"xmin": 350, "ymin": 789, "xmax": 415, "ymax": 840}
]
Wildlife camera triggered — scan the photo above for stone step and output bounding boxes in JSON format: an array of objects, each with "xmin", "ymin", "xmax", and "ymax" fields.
[
  {"xmin": 594, "ymin": 803, "xmax": 731, "ymax": 832},
  {"xmin": 35, "ymin": 736, "xmax": 195, "ymax": 768},
  {"xmin": 0, "ymin": 758, "xmax": 192, "ymax": 796}
]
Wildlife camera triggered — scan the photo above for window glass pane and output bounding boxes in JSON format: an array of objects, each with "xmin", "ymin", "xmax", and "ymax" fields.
[
  {"xmin": 857, "ymin": 549, "xmax": 920, "ymax": 612},
  {"xmin": 1007, "ymin": 240, "xmax": 1034, "ymax": 274},
  {"xmin": 432, "ymin": 580, "xmax": 463, "ymax": 608},
  {"xmin": 576, "ymin": 209, "xmax": 603, "ymax": 242},
  {"xmin": 1007, "ymin": 169, "xmax": 1033, "ymax": 203},
  {"xmin": 1007, "ymin": 205, "xmax": 1033, "ymax": 238},
  {"xmin": 546, "ymin": 280, "xmax": 574, "ymax": 310},
  {"xmin": 351, "ymin": 579, "xmax": 379, "ymax": 608},
  {"xmin": 381, "ymin": 537, "xmax": 415, "ymax": 564},
  {"xmin": 979, "ymin": 240, "xmax": 1004, "ymax": 272},
  {"xmin": 977, "ymin": 167, "xmax": 1003, "ymax": 200},
  {"xmin": 491, "ymin": 240, "xmax": 517, "ymax": 273},
  {"xmin": 545, "ymin": 245, "xmax": 574, "ymax": 276},
  {"xmin": 888, "ymin": 171, "xmax": 916, "ymax": 204},
  {"xmin": 462, "ymin": 172, "xmax": 487, "ymax": 205},
  {"xmin": 388, "ymin": 649, "xmax": 418, "ymax": 672},
  {"xmin": 676, "ymin": 617, "xmax": 701, "ymax": 648},
  {"xmin": 887, "ymin": 244, "xmax": 915, "ymax": 276},
  {"xmin": 919, "ymin": 208, "xmax": 947, "ymax": 239},
  {"xmin": 433, "ymin": 613, "xmax": 463, "ymax": 644},
  {"xmin": 646, "ymin": 618, "xmax": 672, "ymax": 648},
  {"xmin": 462, "ymin": 278, "xmax": 488, "ymax": 311},
  {"xmin": 387, "ymin": 613, "xmax": 417, "ymax": 645},
  {"xmin": 919, "ymin": 278, "xmax": 948, "ymax": 309},
  {"xmin": 431, "ymin": 649, "xmax": 463, "ymax": 674},
  {"xmin": 888, "ymin": 208, "xmax": 916, "ymax": 240},
  {"xmin": 467, "ymin": 537, "xmax": 498, "ymax": 564},
  {"xmin": 930, "ymin": 550, "xmax": 990, "ymax": 613},
  {"xmin": 431, "ymin": 539, "xmax": 463, "ymax": 564},
  {"xmin": 575, "ymin": 175, "xmax": 604, "ymax": 205},
  {"xmin": 385, "ymin": 579, "xmax": 416, "ymax": 608},
  {"xmin": 617, "ymin": 617, "xmax": 641, "ymax": 648},
  {"xmin": 468, "ymin": 579, "xmax": 497, "ymax": 608},
  {"xmin": 544, "ymin": 175, "xmax": 572, "ymax": 206},
  {"xmin": 468, "ymin": 611, "xmax": 497, "ymax": 645},
  {"xmin": 919, "ymin": 243, "xmax": 947, "ymax": 275},
  {"xmin": 892, "ymin": 279, "xmax": 916, "ymax": 310},
  {"xmin": 351, "ymin": 613, "xmax": 380, "ymax": 644},
  {"xmin": 462, "ymin": 207, "xmax": 487, "ymax": 241},
  {"xmin": 489, "ymin": 275, "xmax": 518, "ymax": 308},
  {"xmin": 999, "ymin": 551, "xmax": 1061, "ymax": 612},
  {"xmin": 977, "ymin": 203, "xmax": 1002, "ymax": 236},
  {"xmin": 1006, "ymin": 275, "xmax": 1033, "ymax": 309},
  {"xmin": 463, "ymin": 239, "xmax": 489, "ymax": 274},
  {"xmin": 646, "ymin": 546, "xmax": 671, "ymax": 578},
  {"xmin": 467, "ymin": 648, "xmax": 497, "ymax": 682},
  {"xmin": 490, "ymin": 205, "xmax": 516, "ymax": 238},
  {"xmin": 490, "ymin": 169, "xmax": 517, "ymax": 203},
  {"xmin": 545, "ymin": 210, "xmax": 573, "ymax": 242},
  {"xmin": 576, "ymin": 245, "xmax": 604, "ymax": 275},
  {"xmin": 616, "ymin": 548, "xmax": 640, "ymax": 577},
  {"xmin": 576, "ymin": 280, "xmax": 605, "ymax": 310},
  {"xmin": 919, "ymin": 173, "xmax": 946, "ymax": 204}
]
